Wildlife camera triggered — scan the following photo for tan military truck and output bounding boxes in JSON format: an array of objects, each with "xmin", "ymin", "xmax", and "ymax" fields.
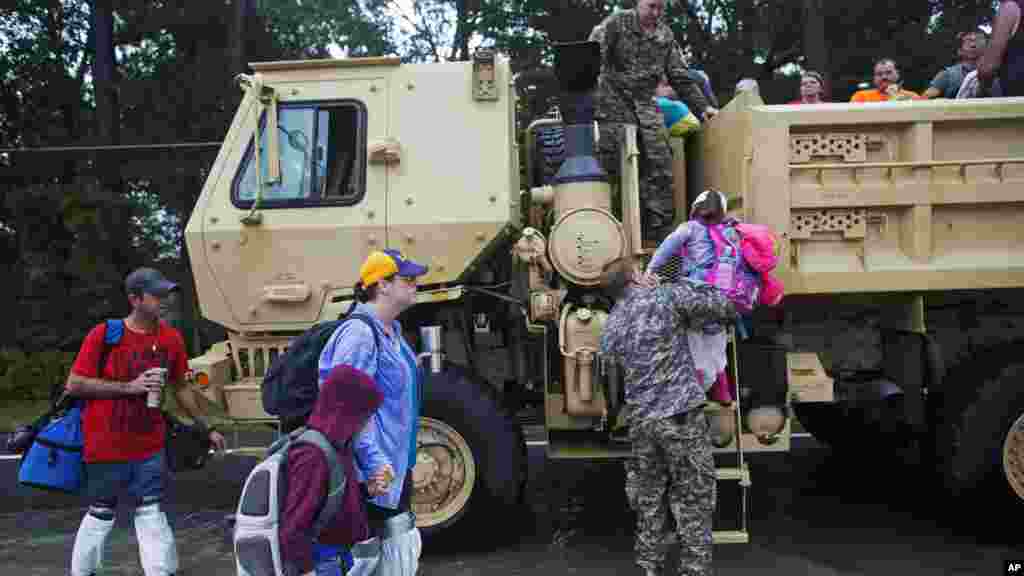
[{"xmin": 184, "ymin": 41, "xmax": 1024, "ymax": 542}]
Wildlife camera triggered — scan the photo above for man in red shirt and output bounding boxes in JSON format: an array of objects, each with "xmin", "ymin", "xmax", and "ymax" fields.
[{"xmin": 65, "ymin": 267, "xmax": 225, "ymax": 576}]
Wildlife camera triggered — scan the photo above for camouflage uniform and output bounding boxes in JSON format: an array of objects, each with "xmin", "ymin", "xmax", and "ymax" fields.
[
  {"xmin": 599, "ymin": 281, "xmax": 733, "ymax": 576},
  {"xmin": 589, "ymin": 9, "xmax": 711, "ymax": 245}
]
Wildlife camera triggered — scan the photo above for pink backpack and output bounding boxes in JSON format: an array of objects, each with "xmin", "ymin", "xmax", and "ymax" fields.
[
  {"xmin": 734, "ymin": 223, "xmax": 780, "ymax": 273},
  {"xmin": 760, "ymin": 273, "xmax": 784, "ymax": 306},
  {"xmin": 704, "ymin": 223, "xmax": 761, "ymax": 314}
]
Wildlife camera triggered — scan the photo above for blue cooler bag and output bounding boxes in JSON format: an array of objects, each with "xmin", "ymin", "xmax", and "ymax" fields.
[{"xmin": 18, "ymin": 400, "xmax": 85, "ymax": 494}]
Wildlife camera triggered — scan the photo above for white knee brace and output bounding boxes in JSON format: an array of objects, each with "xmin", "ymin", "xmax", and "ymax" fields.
[
  {"xmin": 377, "ymin": 527, "xmax": 421, "ymax": 576},
  {"xmin": 134, "ymin": 502, "xmax": 179, "ymax": 576},
  {"xmin": 70, "ymin": 507, "xmax": 116, "ymax": 576}
]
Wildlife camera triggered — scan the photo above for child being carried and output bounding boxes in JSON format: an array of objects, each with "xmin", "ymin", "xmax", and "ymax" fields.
[{"xmin": 644, "ymin": 190, "xmax": 761, "ymax": 405}]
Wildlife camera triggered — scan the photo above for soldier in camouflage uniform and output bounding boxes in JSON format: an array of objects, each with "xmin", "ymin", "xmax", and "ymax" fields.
[
  {"xmin": 589, "ymin": 0, "xmax": 718, "ymax": 245},
  {"xmin": 598, "ymin": 256, "xmax": 734, "ymax": 576}
]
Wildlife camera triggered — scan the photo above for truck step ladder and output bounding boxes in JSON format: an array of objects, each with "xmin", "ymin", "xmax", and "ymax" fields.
[{"xmin": 712, "ymin": 326, "xmax": 750, "ymax": 545}]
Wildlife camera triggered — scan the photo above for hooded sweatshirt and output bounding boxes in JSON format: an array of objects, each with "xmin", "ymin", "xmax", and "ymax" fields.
[{"xmin": 280, "ymin": 364, "xmax": 383, "ymax": 574}]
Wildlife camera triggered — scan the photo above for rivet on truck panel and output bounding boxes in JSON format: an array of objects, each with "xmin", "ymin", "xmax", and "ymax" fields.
[
  {"xmin": 211, "ymin": 241, "xmax": 221, "ymax": 251},
  {"xmin": 239, "ymin": 234, "xmax": 247, "ymax": 246},
  {"xmin": 370, "ymin": 85, "xmax": 378, "ymax": 93},
  {"xmin": 367, "ymin": 210, "xmax": 375, "ymax": 219},
  {"xmin": 476, "ymin": 232, "xmax": 486, "ymax": 242},
  {"xmin": 210, "ymin": 216, "xmax": 219, "ymax": 224},
  {"xmin": 368, "ymin": 235, "xmax": 377, "ymax": 246},
  {"xmin": 407, "ymin": 82, "xmax": 415, "ymax": 91},
  {"xmin": 405, "ymin": 197, "xmax": 415, "ymax": 206},
  {"xmin": 405, "ymin": 234, "xmax": 415, "ymax": 244},
  {"xmin": 248, "ymin": 306, "xmax": 257, "ymax": 317}
]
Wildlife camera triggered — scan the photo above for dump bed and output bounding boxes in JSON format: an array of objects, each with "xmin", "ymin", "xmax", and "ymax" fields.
[{"xmin": 701, "ymin": 92, "xmax": 1024, "ymax": 295}]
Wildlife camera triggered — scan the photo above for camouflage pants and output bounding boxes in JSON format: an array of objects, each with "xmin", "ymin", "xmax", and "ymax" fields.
[
  {"xmin": 625, "ymin": 410, "xmax": 715, "ymax": 576},
  {"xmin": 597, "ymin": 102, "xmax": 676, "ymax": 245}
]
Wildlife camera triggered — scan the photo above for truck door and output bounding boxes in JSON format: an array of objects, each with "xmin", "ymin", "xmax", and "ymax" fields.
[{"xmin": 200, "ymin": 77, "xmax": 389, "ymax": 329}]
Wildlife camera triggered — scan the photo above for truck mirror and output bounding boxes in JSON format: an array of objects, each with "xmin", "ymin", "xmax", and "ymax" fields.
[{"xmin": 241, "ymin": 81, "xmax": 281, "ymax": 226}]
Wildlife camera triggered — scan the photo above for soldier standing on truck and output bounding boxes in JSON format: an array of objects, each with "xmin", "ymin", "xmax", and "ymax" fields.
[
  {"xmin": 317, "ymin": 249, "xmax": 429, "ymax": 576},
  {"xmin": 598, "ymin": 256, "xmax": 735, "ymax": 576},
  {"xmin": 589, "ymin": 0, "xmax": 717, "ymax": 246}
]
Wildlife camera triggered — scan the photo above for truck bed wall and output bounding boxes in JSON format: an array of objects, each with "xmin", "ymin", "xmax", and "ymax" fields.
[{"xmin": 700, "ymin": 92, "xmax": 1024, "ymax": 297}]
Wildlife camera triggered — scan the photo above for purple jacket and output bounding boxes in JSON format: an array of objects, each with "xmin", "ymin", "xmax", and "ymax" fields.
[{"xmin": 280, "ymin": 365, "xmax": 382, "ymax": 574}]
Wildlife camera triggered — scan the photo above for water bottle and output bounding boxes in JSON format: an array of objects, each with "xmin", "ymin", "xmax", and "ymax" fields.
[{"xmin": 148, "ymin": 367, "xmax": 167, "ymax": 409}]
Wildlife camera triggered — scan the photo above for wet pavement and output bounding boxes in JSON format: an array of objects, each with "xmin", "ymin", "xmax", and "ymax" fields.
[{"xmin": 1, "ymin": 430, "xmax": 1021, "ymax": 575}]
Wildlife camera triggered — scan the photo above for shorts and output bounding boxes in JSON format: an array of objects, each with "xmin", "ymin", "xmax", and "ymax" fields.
[{"xmin": 84, "ymin": 449, "xmax": 166, "ymax": 503}]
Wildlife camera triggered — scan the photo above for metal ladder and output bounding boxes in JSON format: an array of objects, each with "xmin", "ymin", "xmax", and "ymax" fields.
[{"xmin": 711, "ymin": 326, "xmax": 750, "ymax": 545}]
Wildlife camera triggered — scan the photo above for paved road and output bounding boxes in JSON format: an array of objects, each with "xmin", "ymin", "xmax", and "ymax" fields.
[{"xmin": 0, "ymin": 431, "xmax": 1020, "ymax": 575}]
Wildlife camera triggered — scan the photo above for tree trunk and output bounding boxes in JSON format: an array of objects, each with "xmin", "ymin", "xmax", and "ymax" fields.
[
  {"xmin": 91, "ymin": 0, "xmax": 118, "ymax": 147},
  {"xmin": 90, "ymin": 0, "xmax": 134, "ymax": 311},
  {"xmin": 229, "ymin": 0, "xmax": 251, "ymax": 78},
  {"xmin": 802, "ymin": 0, "xmax": 830, "ymax": 97}
]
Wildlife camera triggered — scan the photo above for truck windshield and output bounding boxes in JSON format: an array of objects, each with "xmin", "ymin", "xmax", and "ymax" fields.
[{"xmin": 233, "ymin": 101, "xmax": 365, "ymax": 208}]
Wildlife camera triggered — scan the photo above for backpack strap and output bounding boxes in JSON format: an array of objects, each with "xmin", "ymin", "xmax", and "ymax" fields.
[
  {"xmin": 267, "ymin": 425, "xmax": 307, "ymax": 457},
  {"xmin": 295, "ymin": 427, "xmax": 347, "ymax": 540},
  {"xmin": 344, "ymin": 312, "xmax": 384, "ymax": 373},
  {"xmin": 99, "ymin": 319, "xmax": 124, "ymax": 376},
  {"xmin": 54, "ymin": 319, "xmax": 125, "ymax": 410}
]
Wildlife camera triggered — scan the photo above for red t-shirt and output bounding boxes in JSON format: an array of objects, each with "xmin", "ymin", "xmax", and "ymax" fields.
[{"xmin": 71, "ymin": 320, "xmax": 188, "ymax": 463}]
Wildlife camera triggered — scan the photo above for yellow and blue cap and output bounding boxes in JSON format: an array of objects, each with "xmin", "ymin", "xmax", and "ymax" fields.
[{"xmin": 359, "ymin": 249, "xmax": 429, "ymax": 287}]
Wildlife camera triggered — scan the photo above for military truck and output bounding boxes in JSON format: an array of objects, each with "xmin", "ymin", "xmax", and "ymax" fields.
[{"xmin": 183, "ymin": 42, "xmax": 1024, "ymax": 542}]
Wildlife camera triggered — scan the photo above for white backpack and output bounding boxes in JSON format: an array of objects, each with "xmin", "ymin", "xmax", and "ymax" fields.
[{"xmin": 234, "ymin": 427, "xmax": 346, "ymax": 576}]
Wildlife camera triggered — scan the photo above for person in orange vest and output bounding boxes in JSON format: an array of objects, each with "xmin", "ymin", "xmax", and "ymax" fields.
[{"xmin": 850, "ymin": 58, "xmax": 922, "ymax": 102}]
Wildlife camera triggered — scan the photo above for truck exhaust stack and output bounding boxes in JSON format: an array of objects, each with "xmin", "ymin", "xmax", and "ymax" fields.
[{"xmin": 551, "ymin": 41, "xmax": 606, "ymax": 186}]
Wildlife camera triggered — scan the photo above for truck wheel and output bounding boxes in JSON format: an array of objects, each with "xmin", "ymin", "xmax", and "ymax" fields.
[
  {"xmin": 1004, "ymin": 410, "xmax": 1024, "ymax": 502},
  {"xmin": 946, "ymin": 361, "xmax": 1024, "ymax": 504},
  {"xmin": 792, "ymin": 402, "xmax": 852, "ymax": 449},
  {"xmin": 413, "ymin": 364, "xmax": 526, "ymax": 539}
]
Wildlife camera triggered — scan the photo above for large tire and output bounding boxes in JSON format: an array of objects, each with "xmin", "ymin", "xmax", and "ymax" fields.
[
  {"xmin": 945, "ymin": 361, "xmax": 1024, "ymax": 506},
  {"xmin": 413, "ymin": 363, "xmax": 526, "ymax": 540},
  {"xmin": 792, "ymin": 402, "xmax": 850, "ymax": 448}
]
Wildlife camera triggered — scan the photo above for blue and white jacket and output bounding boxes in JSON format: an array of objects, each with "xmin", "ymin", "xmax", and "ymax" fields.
[{"xmin": 317, "ymin": 303, "xmax": 420, "ymax": 510}]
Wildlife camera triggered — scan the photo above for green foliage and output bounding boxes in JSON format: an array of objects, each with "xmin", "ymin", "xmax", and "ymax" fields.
[
  {"xmin": 259, "ymin": 0, "xmax": 398, "ymax": 59},
  {"xmin": 0, "ymin": 348, "xmax": 76, "ymax": 401}
]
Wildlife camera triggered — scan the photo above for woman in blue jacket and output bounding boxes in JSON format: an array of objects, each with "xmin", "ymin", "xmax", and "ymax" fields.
[{"xmin": 318, "ymin": 249, "xmax": 429, "ymax": 576}]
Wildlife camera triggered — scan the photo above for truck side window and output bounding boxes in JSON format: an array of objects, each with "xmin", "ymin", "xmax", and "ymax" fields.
[{"xmin": 232, "ymin": 101, "xmax": 366, "ymax": 208}]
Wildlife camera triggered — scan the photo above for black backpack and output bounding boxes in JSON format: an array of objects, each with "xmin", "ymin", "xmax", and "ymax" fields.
[{"xmin": 261, "ymin": 312, "xmax": 380, "ymax": 429}]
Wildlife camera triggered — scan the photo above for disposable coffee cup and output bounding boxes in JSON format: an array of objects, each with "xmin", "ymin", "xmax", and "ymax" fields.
[{"xmin": 147, "ymin": 368, "xmax": 167, "ymax": 408}]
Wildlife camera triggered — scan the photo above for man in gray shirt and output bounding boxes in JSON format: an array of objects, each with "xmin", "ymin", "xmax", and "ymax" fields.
[{"xmin": 924, "ymin": 30, "xmax": 988, "ymax": 99}]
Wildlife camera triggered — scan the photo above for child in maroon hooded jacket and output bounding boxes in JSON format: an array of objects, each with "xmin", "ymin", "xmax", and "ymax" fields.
[{"xmin": 280, "ymin": 364, "xmax": 383, "ymax": 576}]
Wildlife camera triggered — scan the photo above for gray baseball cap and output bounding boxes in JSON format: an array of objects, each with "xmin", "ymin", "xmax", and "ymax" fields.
[{"xmin": 125, "ymin": 267, "xmax": 178, "ymax": 297}]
